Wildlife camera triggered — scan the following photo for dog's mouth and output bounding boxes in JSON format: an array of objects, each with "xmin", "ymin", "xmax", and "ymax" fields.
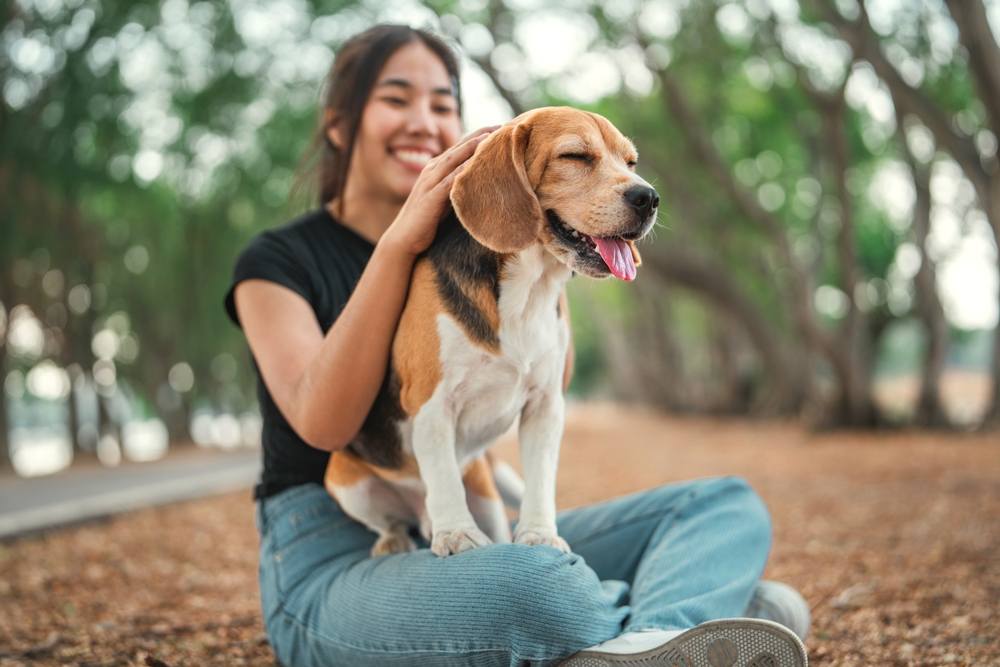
[{"xmin": 546, "ymin": 210, "xmax": 640, "ymax": 281}]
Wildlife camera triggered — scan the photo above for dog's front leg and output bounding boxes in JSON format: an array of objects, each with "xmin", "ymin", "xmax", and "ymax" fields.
[
  {"xmin": 514, "ymin": 391, "xmax": 570, "ymax": 552},
  {"xmin": 412, "ymin": 405, "xmax": 491, "ymax": 556}
]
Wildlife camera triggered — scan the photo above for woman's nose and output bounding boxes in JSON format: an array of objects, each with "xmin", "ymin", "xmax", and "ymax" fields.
[{"xmin": 404, "ymin": 101, "xmax": 436, "ymax": 135}]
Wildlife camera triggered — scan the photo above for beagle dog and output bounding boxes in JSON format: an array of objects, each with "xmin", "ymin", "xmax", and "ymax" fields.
[{"xmin": 324, "ymin": 107, "xmax": 659, "ymax": 557}]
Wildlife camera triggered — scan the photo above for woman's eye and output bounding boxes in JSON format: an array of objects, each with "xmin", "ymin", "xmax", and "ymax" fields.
[
  {"xmin": 560, "ymin": 153, "xmax": 592, "ymax": 162},
  {"xmin": 434, "ymin": 106, "xmax": 455, "ymax": 114},
  {"xmin": 382, "ymin": 97, "xmax": 406, "ymax": 106}
]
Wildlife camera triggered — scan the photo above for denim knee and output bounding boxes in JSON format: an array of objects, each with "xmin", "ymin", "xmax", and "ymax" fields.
[
  {"xmin": 699, "ymin": 476, "xmax": 772, "ymax": 548},
  {"xmin": 476, "ymin": 544, "xmax": 625, "ymax": 658}
]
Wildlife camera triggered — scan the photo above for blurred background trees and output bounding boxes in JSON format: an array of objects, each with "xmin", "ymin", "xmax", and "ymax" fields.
[{"xmin": 2, "ymin": 0, "xmax": 998, "ymax": 475}]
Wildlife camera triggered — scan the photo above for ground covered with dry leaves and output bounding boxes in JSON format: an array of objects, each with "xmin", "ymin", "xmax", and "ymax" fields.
[{"xmin": 1, "ymin": 403, "xmax": 998, "ymax": 666}]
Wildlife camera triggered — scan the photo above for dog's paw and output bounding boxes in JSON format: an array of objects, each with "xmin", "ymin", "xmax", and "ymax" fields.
[
  {"xmin": 431, "ymin": 526, "xmax": 492, "ymax": 557},
  {"xmin": 371, "ymin": 530, "xmax": 417, "ymax": 557},
  {"xmin": 514, "ymin": 527, "xmax": 571, "ymax": 553}
]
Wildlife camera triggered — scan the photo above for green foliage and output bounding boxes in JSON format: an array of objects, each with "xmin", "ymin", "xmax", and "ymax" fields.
[
  {"xmin": 1, "ymin": 0, "xmax": 337, "ymax": 428},
  {"xmin": 2, "ymin": 0, "xmax": 994, "ymax": 435}
]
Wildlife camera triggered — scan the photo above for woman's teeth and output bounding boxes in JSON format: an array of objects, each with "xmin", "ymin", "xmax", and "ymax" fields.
[{"xmin": 393, "ymin": 150, "xmax": 432, "ymax": 166}]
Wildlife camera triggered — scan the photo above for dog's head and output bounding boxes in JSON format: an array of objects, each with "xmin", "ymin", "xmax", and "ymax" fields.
[{"xmin": 451, "ymin": 106, "xmax": 658, "ymax": 281}]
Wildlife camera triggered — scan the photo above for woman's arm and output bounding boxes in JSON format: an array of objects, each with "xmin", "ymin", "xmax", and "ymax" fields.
[
  {"xmin": 234, "ymin": 235, "xmax": 417, "ymax": 451},
  {"xmin": 234, "ymin": 127, "xmax": 496, "ymax": 452}
]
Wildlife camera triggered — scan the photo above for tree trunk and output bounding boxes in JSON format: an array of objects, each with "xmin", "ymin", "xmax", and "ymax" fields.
[
  {"xmin": 143, "ymin": 358, "xmax": 194, "ymax": 445},
  {"xmin": 592, "ymin": 302, "xmax": 645, "ymax": 405},
  {"xmin": 647, "ymin": 163, "xmax": 809, "ymax": 415},
  {"xmin": 987, "ymin": 308, "xmax": 1000, "ymax": 427},
  {"xmin": 641, "ymin": 247, "xmax": 806, "ymax": 415},
  {"xmin": 790, "ymin": 67, "xmax": 880, "ymax": 428},
  {"xmin": 67, "ymin": 369, "xmax": 82, "ymax": 451},
  {"xmin": 0, "ymin": 344, "xmax": 10, "ymax": 471},
  {"xmin": 917, "ymin": 318, "xmax": 950, "ymax": 427},
  {"xmin": 632, "ymin": 280, "xmax": 687, "ymax": 411},
  {"xmin": 818, "ymin": 69, "xmax": 880, "ymax": 426},
  {"xmin": 1, "ymin": 272, "xmax": 13, "ymax": 470},
  {"xmin": 961, "ymin": 171, "xmax": 1000, "ymax": 427},
  {"xmin": 708, "ymin": 315, "xmax": 751, "ymax": 414},
  {"xmin": 166, "ymin": 395, "xmax": 193, "ymax": 445},
  {"xmin": 899, "ymin": 130, "xmax": 951, "ymax": 426},
  {"xmin": 583, "ymin": 281, "xmax": 683, "ymax": 409},
  {"xmin": 66, "ymin": 373, "xmax": 100, "ymax": 465},
  {"xmin": 823, "ymin": 0, "xmax": 1000, "ymax": 428},
  {"xmin": 943, "ymin": 0, "xmax": 1000, "ymax": 429},
  {"xmin": 943, "ymin": 0, "xmax": 1000, "ymax": 142},
  {"xmin": 646, "ymin": 58, "xmax": 849, "ymax": 420},
  {"xmin": 982, "ymin": 176, "xmax": 1000, "ymax": 427},
  {"xmin": 96, "ymin": 391, "xmax": 117, "ymax": 442}
]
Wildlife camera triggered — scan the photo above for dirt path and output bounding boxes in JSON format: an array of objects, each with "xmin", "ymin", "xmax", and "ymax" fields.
[{"xmin": 1, "ymin": 403, "xmax": 998, "ymax": 666}]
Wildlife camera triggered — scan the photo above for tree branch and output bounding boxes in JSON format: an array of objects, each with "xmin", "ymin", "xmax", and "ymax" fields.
[
  {"xmin": 814, "ymin": 0, "xmax": 989, "ymax": 197},
  {"xmin": 898, "ymin": 114, "xmax": 951, "ymax": 426},
  {"xmin": 468, "ymin": 53, "xmax": 527, "ymax": 117},
  {"xmin": 943, "ymin": 0, "xmax": 1000, "ymax": 140},
  {"xmin": 641, "ymin": 244, "xmax": 802, "ymax": 410},
  {"xmin": 466, "ymin": 0, "xmax": 527, "ymax": 117},
  {"xmin": 637, "ymin": 33, "xmax": 838, "ymax": 367}
]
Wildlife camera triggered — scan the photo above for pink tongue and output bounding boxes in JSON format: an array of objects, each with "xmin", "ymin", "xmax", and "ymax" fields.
[{"xmin": 593, "ymin": 237, "xmax": 636, "ymax": 281}]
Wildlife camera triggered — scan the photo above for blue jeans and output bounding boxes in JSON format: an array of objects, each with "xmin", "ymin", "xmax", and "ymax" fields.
[{"xmin": 256, "ymin": 476, "xmax": 772, "ymax": 666}]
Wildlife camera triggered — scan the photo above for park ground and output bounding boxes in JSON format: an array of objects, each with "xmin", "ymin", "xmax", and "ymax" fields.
[{"xmin": 0, "ymin": 402, "xmax": 998, "ymax": 666}]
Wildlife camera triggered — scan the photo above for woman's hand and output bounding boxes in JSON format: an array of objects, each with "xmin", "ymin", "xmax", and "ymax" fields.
[{"xmin": 381, "ymin": 124, "xmax": 500, "ymax": 257}]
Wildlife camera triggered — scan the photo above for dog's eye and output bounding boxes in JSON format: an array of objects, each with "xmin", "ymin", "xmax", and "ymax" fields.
[
  {"xmin": 627, "ymin": 160, "xmax": 637, "ymax": 169},
  {"xmin": 560, "ymin": 153, "xmax": 593, "ymax": 163}
]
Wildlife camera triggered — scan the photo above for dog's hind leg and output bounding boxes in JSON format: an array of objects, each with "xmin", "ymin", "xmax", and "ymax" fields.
[
  {"xmin": 325, "ymin": 452, "xmax": 417, "ymax": 556},
  {"xmin": 464, "ymin": 455, "xmax": 512, "ymax": 543}
]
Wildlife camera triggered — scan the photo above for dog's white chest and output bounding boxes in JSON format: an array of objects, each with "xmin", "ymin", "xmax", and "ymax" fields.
[{"xmin": 403, "ymin": 247, "xmax": 570, "ymax": 466}]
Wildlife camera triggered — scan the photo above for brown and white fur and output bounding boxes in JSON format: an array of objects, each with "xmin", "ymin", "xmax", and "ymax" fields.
[{"xmin": 324, "ymin": 107, "xmax": 658, "ymax": 557}]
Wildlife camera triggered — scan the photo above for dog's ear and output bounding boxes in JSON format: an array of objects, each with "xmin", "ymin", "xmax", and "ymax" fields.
[{"xmin": 451, "ymin": 122, "xmax": 542, "ymax": 254}]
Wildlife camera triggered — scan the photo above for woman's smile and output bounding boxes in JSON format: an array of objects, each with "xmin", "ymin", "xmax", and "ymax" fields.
[{"xmin": 389, "ymin": 146, "xmax": 436, "ymax": 171}]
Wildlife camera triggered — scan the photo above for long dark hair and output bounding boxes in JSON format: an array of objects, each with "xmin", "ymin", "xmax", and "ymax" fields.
[{"xmin": 294, "ymin": 25, "xmax": 463, "ymax": 210}]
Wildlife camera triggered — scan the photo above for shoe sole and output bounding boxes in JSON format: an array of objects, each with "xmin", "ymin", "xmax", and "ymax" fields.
[{"xmin": 559, "ymin": 618, "xmax": 808, "ymax": 667}]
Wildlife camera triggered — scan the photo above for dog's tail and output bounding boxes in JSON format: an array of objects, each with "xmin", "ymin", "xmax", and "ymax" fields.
[{"xmin": 486, "ymin": 452, "xmax": 524, "ymax": 509}]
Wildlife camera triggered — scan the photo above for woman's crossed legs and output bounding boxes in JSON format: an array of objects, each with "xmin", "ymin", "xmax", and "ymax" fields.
[{"xmin": 257, "ymin": 476, "xmax": 773, "ymax": 667}]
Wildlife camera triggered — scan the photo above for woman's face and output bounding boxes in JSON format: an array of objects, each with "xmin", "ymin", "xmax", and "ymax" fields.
[{"xmin": 332, "ymin": 40, "xmax": 463, "ymax": 205}]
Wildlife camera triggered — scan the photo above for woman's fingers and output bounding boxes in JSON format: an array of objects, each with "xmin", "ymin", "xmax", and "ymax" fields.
[
  {"xmin": 425, "ymin": 125, "xmax": 500, "ymax": 175},
  {"xmin": 435, "ymin": 159, "xmax": 469, "ymax": 191},
  {"xmin": 387, "ymin": 127, "xmax": 502, "ymax": 254},
  {"xmin": 425, "ymin": 133, "xmax": 487, "ymax": 179},
  {"xmin": 458, "ymin": 124, "xmax": 502, "ymax": 144}
]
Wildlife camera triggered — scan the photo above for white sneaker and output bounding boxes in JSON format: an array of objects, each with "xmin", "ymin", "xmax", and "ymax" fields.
[
  {"xmin": 577, "ymin": 629, "xmax": 687, "ymax": 655},
  {"xmin": 746, "ymin": 580, "xmax": 811, "ymax": 641},
  {"xmin": 560, "ymin": 617, "xmax": 808, "ymax": 666}
]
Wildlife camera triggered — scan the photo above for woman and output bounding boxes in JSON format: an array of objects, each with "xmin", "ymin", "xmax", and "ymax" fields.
[{"xmin": 225, "ymin": 24, "xmax": 810, "ymax": 667}]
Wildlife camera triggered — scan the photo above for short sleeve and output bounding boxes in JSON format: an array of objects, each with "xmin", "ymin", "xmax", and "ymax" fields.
[{"xmin": 224, "ymin": 231, "xmax": 315, "ymax": 328}]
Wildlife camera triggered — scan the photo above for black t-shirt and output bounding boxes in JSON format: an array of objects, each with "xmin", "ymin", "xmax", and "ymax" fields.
[{"xmin": 224, "ymin": 207, "xmax": 375, "ymax": 499}]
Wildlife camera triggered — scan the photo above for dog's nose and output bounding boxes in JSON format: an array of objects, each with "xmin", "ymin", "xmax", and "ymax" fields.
[{"xmin": 624, "ymin": 185, "xmax": 659, "ymax": 219}]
